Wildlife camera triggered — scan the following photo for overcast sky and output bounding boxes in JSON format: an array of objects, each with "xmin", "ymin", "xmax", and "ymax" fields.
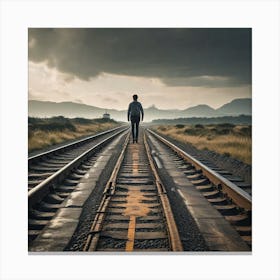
[{"xmin": 28, "ymin": 28, "xmax": 251, "ymax": 110}]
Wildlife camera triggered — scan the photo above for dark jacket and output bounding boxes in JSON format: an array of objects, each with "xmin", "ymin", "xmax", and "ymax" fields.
[{"xmin": 127, "ymin": 101, "xmax": 144, "ymax": 121}]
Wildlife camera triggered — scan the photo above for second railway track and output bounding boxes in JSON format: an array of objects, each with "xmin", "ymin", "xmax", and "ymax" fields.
[
  {"xmin": 28, "ymin": 126, "xmax": 127, "ymax": 191},
  {"xmin": 146, "ymin": 129, "xmax": 252, "ymax": 248},
  {"xmin": 28, "ymin": 126, "xmax": 128, "ymax": 244}
]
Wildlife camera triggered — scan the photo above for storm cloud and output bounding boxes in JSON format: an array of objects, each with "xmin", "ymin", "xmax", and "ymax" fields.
[{"xmin": 28, "ymin": 28, "xmax": 251, "ymax": 87}]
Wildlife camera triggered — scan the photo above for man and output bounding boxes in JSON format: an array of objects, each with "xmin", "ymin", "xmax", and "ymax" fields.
[{"xmin": 127, "ymin": 94, "xmax": 144, "ymax": 143}]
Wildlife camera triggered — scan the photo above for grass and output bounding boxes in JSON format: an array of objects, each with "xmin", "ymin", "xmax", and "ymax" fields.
[
  {"xmin": 155, "ymin": 123, "xmax": 252, "ymax": 165},
  {"xmin": 28, "ymin": 116, "xmax": 119, "ymax": 152}
]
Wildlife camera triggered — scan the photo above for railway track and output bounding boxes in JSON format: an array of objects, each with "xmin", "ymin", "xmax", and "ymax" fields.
[
  {"xmin": 146, "ymin": 129, "xmax": 252, "ymax": 248},
  {"xmin": 28, "ymin": 126, "xmax": 126, "ymax": 191},
  {"xmin": 29, "ymin": 126, "xmax": 252, "ymax": 252},
  {"xmin": 83, "ymin": 132, "xmax": 183, "ymax": 252},
  {"xmin": 28, "ymin": 126, "xmax": 128, "ymax": 244}
]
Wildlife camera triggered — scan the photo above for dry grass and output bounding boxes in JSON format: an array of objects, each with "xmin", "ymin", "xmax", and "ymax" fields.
[
  {"xmin": 155, "ymin": 124, "xmax": 252, "ymax": 165},
  {"xmin": 28, "ymin": 118, "xmax": 119, "ymax": 152}
]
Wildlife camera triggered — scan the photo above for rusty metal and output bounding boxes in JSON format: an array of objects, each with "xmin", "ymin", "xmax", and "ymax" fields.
[
  {"xmin": 83, "ymin": 134, "xmax": 130, "ymax": 251},
  {"xmin": 84, "ymin": 131, "xmax": 183, "ymax": 252},
  {"xmin": 28, "ymin": 126, "xmax": 127, "ymax": 162},
  {"xmin": 29, "ymin": 128, "xmax": 128, "ymax": 209},
  {"xmin": 143, "ymin": 133, "xmax": 183, "ymax": 251},
  {"xmin": 147, "ymin": 129, "xmax": 251, "ymax": 211}
]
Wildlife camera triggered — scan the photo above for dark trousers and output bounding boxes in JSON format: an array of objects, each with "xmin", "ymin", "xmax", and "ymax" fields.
[{"xmin": 131, "ymin": 115, "xmax": 140, "ymax": 140}]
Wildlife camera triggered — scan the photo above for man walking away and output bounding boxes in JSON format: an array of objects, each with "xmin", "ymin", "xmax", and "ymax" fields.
[{"xmin": 127, "ymin": 94, "xmax": 144, "ymax": 143}]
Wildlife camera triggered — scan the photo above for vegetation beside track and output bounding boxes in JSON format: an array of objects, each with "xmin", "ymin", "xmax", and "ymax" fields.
[
  {"xmin": 28, "ymin": 116, "xmax": 120, "ymax": 152},
  {"xmin": 154, "ymin": 123, "xmax": 252, "ymax": 165}
]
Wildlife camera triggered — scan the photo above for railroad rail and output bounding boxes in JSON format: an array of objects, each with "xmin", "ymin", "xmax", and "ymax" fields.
[
  {"xmin": 28, "ymin": 126, "xmax": 127, "ymax": 191},
  {"xmin": 146, "ymin": 129, "xmax": 252, "ymax": 247},
  {"xmin": 83, "ymin": 131, "xmax": 183, "ymax": 252},
  {"xmin": 28, "ymin": 127, "xmax": 128, "ymax": 243}
]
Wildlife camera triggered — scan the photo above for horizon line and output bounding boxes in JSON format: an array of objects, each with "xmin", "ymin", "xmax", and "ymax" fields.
[{"xmin": 28, "ymin": 97, "xmax": 252, "ymax": 111}]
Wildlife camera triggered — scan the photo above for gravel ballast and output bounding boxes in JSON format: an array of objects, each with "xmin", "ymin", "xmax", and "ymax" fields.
[{"xmin": 154, "ymin": 132, "xmax": 252, "ymax": 185}]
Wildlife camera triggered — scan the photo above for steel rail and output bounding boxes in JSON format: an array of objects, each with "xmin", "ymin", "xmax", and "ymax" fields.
[
  {"xmin": 147, "ymin": 129, "xmax": 252, "ymax": 211},
  {"xmin": 143, "ymin": 133, "xmax": 183, "ymax": 251},
  {"xmin": 28, "ymin": 128, "xmax": 128, "ymax": 208},
  {"xmin": 83, "ymin": 133, "xmax": 130, "ymax": 251},
  {"xmin": 84, "ymin": 132, "xmax": 183, "ymax": 252},
  {"xmin": 28, "ymin": 125, "xmax": 127, "ymax": 162}
]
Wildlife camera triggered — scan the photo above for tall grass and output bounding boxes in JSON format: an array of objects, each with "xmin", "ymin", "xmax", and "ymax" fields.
[
  {"xmin": 28, "ymin": 117, "xmax": 119, "ymax": 152},
  {"xmin": 156, "ymin": 124, "xmax": 252, "ymax": 165}
]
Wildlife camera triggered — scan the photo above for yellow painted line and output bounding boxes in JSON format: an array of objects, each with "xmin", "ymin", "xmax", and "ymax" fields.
[
  {"xmin": 123, "ymin": 188, "xmax": 150, "ymax": 216},
  {"xmin": 125, "ymin": 144, "xmax": 150, "ymax": 251},
  {"xmin": 125, "ymin": 216, "xmax": 136, "ymax": 251},
  {"xmin": 132, "ymin": 149, "xmax": 139, "ymax": 175}
]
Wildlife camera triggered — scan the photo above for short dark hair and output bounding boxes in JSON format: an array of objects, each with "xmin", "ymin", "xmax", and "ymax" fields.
[{"xmin": 133, "ymin": 94, "xmax": 138, "ymax": 101}]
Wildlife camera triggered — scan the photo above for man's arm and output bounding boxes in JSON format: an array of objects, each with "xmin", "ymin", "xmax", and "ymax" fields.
[
  {"xmin": 127, "ymin": 103, "xmax": 131, "ymax": 121},
  {"xmin": 140, "ymin": 103, "xmax": 144, "ymax": 121}
]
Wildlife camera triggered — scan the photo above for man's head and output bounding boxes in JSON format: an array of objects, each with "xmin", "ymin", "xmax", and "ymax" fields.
[{"xmin": 133, "ymin": 94, "xmax": 138, "ymax": 101}]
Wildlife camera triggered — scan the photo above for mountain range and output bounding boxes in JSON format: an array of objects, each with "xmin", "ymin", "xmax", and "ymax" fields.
[{"xmin": 28, "ymin": 98, "xmax": 252, "ymax": 122}]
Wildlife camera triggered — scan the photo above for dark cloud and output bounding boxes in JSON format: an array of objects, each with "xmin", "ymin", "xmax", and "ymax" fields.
[
  {"xmin": 28, "ymin": 28, "xmax": 251, "ymax": 87},
  {"xmin": 163, "ymin": 76, "xmax": 242, "ymax": 88}
]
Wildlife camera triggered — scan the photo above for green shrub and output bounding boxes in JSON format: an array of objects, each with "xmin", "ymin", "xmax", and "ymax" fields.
[
  {"xmin": 28, "ymin": 117, "xmax": 41, "ymax": 125},
  {"xmin": 175, "ymin": 124, "xmax": 185, "ymax": 129},
  {"xmin": 28, "ymin": 116, "xmax": 76, "ymax": 132},
  {"xmin": 184, "ymin": 128, "xmax": 199, "ymax": 135},
  {"xmin": 42, "ymin": 122, "xmax": 75, "ymax": 131},
  {"xmin": 50, "ymin": 116, "xmax": 67, "ymax": 122},
  {"xmin": 216, "ymin": 123, "xmax": 236, "ymax": 128},
  {"xmin": 49, "ymin": 137, "xmax": 57, "ymax": 145},
  {"xmin": 223, "ymin": 152, "xmax": 231, "ymax": 157},
  {"xmin": 72, "ymin": 118, "xmax": 93, "ymax": 124},
  {"xmin": 239, "ymin": 126, "xmax": 252, "ymax": 136},
  {"xmin": 159, "ymin": 126, "xmax": 167, "ymax": 131},
  {"xmin": 93, "ymin": 118, "xmax": 117, "ymax": 124},
  {"xmin": 216, "ymin": 128, "xmax": 231, "ymax": 135}
]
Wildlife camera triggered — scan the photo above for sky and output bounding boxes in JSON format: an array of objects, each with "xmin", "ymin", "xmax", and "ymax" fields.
[{"xmin": 28, "ymin": 28, "xmax": 252, "ymax": 110}]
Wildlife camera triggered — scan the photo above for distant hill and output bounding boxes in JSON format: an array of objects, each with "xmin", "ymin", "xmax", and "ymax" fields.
[
  {"xmin": 29, "ymin": 100, "xmax": 123, "ymax": 119},
  {"xmin": 216, "ymin": 98, "xmax": 252, "ymax": 116},
  {"xmin": 182, "ymin": 104, "xmax": 216, "ymax": 117},
  {"xmin": 28, "ymin": 98, "xmax": 252, "ymax": 122}
]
